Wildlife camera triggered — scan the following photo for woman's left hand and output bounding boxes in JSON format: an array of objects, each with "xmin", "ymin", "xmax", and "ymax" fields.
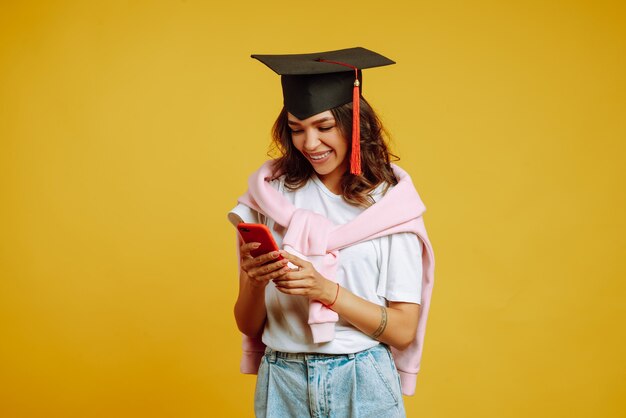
[{"xmin": 273, "ymin": 251, "xmax": 336, "ymax": 304}]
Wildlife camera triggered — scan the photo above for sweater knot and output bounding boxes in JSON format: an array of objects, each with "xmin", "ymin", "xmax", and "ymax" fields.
[{"xmin": 282, "ymin": 209, "xmax": 336, "ymax": 256}]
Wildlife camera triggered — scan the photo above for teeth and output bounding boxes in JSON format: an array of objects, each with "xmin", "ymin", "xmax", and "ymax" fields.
[{"xmin": 310, "ymin": 151, "xmax": 331, "ymax": 160}]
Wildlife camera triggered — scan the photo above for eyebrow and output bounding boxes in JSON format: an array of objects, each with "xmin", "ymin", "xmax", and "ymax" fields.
[{"xmin": 287, "ymin": 117, "xmax": 335, "ymax": 126}]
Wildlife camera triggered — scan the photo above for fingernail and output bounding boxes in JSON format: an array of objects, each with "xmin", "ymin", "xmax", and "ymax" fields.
[
  {"xmin": 272, "ymin": 252, "xmax": 279, "ymax": 258},
  {"xmin": 252, "ymin": 243, "xmax": 261, "ymax": 248}
]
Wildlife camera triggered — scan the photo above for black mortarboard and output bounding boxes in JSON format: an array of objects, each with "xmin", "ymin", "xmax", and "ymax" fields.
[
  {"xmin": 251, "ymin": 47, "xmax": 395, "ymax": 175},
  {"xmin": 251, "ymin": 47, "xmax": 395, "ymax": 120}
]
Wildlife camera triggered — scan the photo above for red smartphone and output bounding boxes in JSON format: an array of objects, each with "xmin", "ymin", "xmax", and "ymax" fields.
[{"xmin": 237, "ymin": 223, "xmax": 283, "ymax": 260}]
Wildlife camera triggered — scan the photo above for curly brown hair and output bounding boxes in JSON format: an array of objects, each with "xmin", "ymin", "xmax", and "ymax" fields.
[{"xmin": 269, "ymin": 97, "xmax": 399, "ymax": 207}]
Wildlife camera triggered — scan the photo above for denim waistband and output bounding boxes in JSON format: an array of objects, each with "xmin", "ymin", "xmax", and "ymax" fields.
[{"xmin": 264, "ymin": 344, "xmax": 388, "ymax": 362}]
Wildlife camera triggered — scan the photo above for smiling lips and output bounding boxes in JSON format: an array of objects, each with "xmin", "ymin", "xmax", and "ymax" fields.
[{"xmin": 307, "ymin": 150, "xmax": 332, "ymax": 161}]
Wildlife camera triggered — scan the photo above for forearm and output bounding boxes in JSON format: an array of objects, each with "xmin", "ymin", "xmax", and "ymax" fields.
[
  {"xmin": 272, "ymin": 251, "xmax": 420, "ymax": 350},
  {"xmin": 234, "ymin": 270, "xmax": 267, "ymax": 338},
  {"xmin": 319, "ymin": 281, "xmax": 419, "ymax": 351}
]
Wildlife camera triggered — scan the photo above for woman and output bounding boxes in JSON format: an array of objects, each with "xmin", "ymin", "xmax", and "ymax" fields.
[{"xmin": 229, "ymin": 47, "xmax": 435, "ymax": 418}]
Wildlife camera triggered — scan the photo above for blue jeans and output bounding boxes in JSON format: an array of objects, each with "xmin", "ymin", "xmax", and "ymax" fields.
[{"xmin": 254, "ymin": 344, "xmax": 406, "ymax": 418}]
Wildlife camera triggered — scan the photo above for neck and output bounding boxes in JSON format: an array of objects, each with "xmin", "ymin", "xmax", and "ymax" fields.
[
  {"xmin": 317, "ymin": 169, "xmax": 346, "ymax": 195},
  {"xmin": 317, "ymin": 160, "xmax": 348, "ymax": 195},
  {"xmin": 319, "ymin": 176, "xmax": 341, "ymax": 195}
]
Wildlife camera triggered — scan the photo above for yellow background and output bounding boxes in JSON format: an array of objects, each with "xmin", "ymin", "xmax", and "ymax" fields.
[{"xmin": 1, "ymin": 0, "xmax": 624, "ymax": 417}]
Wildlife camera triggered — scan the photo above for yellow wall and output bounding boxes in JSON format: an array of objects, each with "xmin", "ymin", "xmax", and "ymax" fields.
[{"xmin": 1, "ymin": 1, "xmax": 624, "ymax": 417}]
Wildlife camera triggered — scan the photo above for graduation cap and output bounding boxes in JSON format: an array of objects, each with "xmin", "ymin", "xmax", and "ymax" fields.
[{"xmin": 251, "ymin": 47, "xmax": 395, "ymax": 175}]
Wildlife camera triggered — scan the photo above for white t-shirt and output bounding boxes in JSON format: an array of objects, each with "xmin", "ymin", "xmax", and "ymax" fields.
[{"xmin": 230, "ymin": 175, "xmax": 422, "ymax": 354}]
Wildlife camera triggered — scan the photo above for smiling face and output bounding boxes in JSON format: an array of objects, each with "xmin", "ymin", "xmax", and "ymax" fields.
[{"xmin": 287, "ymin": 110, "xmax": 349, "ymax": 193}]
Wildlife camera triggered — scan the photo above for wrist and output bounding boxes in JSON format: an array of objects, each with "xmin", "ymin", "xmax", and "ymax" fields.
[
  {"xmin": 245, "ymin": 278, "xmax": 268, "ymax": 291},
  {"xmin": 322, "ymin": 280, "xmax": 340, "ymax": 307}
]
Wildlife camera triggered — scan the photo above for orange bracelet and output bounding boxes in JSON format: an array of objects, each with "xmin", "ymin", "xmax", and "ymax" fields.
[{"xmin": 327, "ymin": 283, "xmax": 340, "ymax": 308}]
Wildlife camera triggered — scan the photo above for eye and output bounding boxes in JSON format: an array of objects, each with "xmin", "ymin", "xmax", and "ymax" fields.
[
  {"xmin": 289, "ymin": 128, "xmax": 303, "ymax": 135},
  {"xmin": 318, "ymin": 125, "xmax": 335, "ymax": 132}
]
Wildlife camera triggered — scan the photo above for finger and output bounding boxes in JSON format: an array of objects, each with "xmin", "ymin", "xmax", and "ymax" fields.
[
  {"xmin": 271, "ymin": 270, "xmax": 300, "ymax": 284},
  {"xmin": 250, "ymin": 250, "xmax": 283, "ymax": 267},
  {"xmin": 266, "ymin": 265, "xmax": 290, "ymax": 280},
  {"xmin": 273, "ymin": 277, "xmax": 310, "ymax": 289},
  {"xmin": 240, "ymin": 253, "xmax": 262, "ymax": 271},
  {"xmin": 240, "ymin": 242, "xmax": 261, "ymax": 257},
  {"xmin": 278, "ymin": 251, "xmax": 308, "ymax": 268},
  {"xmin": 250, "ymin": 258, "xmax": 289, "ymax": 278},
  {"xmin": 250, "ymin": 265, "xmax": 289, "ymax": 283}
]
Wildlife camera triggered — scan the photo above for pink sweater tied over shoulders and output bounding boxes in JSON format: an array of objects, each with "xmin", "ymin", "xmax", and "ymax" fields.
[{"xmin": 236, "ymin": 160, "xmax": 435, "ymax": 396}]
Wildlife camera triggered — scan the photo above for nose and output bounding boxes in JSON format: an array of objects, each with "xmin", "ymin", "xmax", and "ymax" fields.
[{"xmin": 302, "ymin": 129, "xmax": 321, "ymax": 151}]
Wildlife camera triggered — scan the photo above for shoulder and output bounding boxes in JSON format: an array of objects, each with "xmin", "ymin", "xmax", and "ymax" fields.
[{"xmin": 227, "ymin": 203, "xmax": 263, "ymax": 226}]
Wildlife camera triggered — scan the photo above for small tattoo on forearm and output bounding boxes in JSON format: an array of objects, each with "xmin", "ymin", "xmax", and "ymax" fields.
[{"xmin": 371, "ymin": 306, "xmax": 388, "ymax": 339}]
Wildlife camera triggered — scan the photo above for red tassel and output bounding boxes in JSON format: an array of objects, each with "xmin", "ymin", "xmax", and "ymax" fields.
[
  {"xmin": 350, "ymin": 77, "xmax": 361, "ymax": 175},
  {"xmin": 315, "ymin": 58, "xmax": 362, "ymax": 175}
]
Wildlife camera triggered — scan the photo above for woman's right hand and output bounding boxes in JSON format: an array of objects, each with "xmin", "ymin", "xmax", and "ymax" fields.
[{"xmin": 240, "ymin": 243, "xmax": 290, "ymax": 288}]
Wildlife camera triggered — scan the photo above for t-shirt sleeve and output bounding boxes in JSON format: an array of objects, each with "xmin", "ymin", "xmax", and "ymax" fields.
[
  {"xmin": 227, "ymin": 203, "xmax": 266, "ymax": 226},
  {"xmin": 376, "ymin": 232, "xmax": 423, "ymax": 304}
]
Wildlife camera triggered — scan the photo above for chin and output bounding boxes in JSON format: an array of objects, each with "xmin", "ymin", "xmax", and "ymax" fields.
[{"xmin": 313, "ymin": 166, "xmax": 336, "ymax": 176}]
